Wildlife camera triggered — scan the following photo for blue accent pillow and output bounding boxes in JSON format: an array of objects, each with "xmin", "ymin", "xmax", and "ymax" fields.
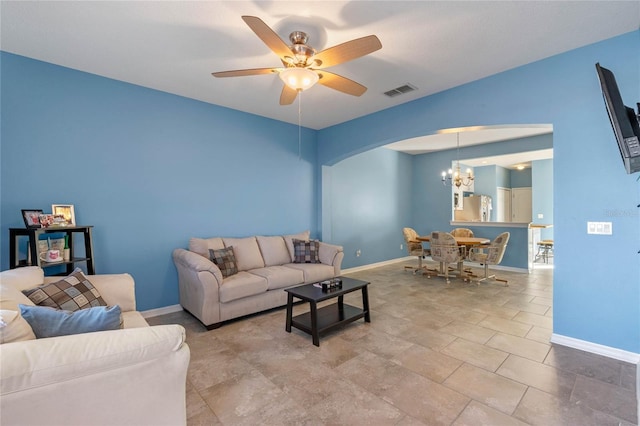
[{"xmin": 19, "ymin": 304, "xmax": 122, "ymax": 339}]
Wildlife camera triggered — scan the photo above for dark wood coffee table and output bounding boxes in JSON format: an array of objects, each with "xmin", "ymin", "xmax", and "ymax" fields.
[{"xmin": 285, "ymin": 276, "xmax": 370, "ymax": 346}]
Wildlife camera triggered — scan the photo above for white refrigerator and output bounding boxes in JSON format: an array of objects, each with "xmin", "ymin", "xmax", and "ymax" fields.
[{"xmin": 458, "ymin": 195, "xmax": 492, "ymax": 222}]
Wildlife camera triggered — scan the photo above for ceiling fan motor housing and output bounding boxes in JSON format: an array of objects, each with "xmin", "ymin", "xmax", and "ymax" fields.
[{"xmin": 289, "ymin": 31, "xmax": 316, "ymax": 65}]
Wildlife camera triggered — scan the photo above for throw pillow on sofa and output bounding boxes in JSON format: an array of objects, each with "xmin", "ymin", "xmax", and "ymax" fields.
[
  {"xmin": 209, "ymin": 247, "xmax": 238, "ymax": 278},
  {"xmin": 22, "ymin": 268, "xmax": 107, "ymax": 311},
  {"xmin": 19, "ymin": 304, "xmax": 122, "ymax": 339},
  {"xmin": 293, "ymin": 239, "xmax": 321, "ymax": 264}
]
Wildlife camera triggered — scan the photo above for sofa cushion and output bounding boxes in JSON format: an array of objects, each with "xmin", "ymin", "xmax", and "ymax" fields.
[
  {"xmin": 283, "ymin": 230, "xmax": 311, "ymax": 262},
  {"xmin": 218, "ymin": 272, "xmax": 268, "ymax": 303},
  {"xmin": 285, "ymin": 263, "xmax": 336, "ymax": 283},
  {"xmin": 0, "ymin": 309, "xmax": 36, "ymax": 343},
  {"xmin": 189, "ymin": 237, "xmax": 225, "ymax": 258},
  {"xmin": 256, "ymin": 236, "xmax": 291, "ymax": 266},
  {"xmin": 19, "ymin": 304, "xmax": 122, "ymax": 339},
  {"xmin": 208, "ymin": 247, "xmax": 238, "ymax": 278},
  {"xmin": 222, "ymin": 237, "xmax": 265, "ymax": 271},
  {"xmin": 293, "ymin": 239, "xmax": 321, "ymax": 264},
  {"xmin": 22, "ymin": 268, "xmax": 107, "ymax": 312},
  {"xmin": 249, "ymin": 266, "xmax": 304, "ymax": 290}
]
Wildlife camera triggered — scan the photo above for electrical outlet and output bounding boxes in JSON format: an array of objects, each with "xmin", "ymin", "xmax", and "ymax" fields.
[
  {"xmin": 537, "ymin": 213, "xmax": 544, "ymax": 219},
  {"xmin": 356, "ymin": 249, "xmax": 361, "ymax": 257},
  {"xmin": 400, "ymin": 243, "xmax": 403, "ymax": 250},
  {"xmin": 587, "ymin": 221, "xmax": 612, "ymax": 235}
]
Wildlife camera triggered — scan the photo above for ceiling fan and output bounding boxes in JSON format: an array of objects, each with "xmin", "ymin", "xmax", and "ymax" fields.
[{"xmin": 212, "ymin": 16, "xmax": 382, "ymax": 105}]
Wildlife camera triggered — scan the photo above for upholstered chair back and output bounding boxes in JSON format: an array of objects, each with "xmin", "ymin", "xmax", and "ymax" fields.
[{"xmin": 430, "ymin": 232, "xmax": 462, "ymax": 263}]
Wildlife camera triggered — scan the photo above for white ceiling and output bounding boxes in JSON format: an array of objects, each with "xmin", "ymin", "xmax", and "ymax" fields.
[{"xmin": 1, "ymin": 1, "xmax": 638, "ymax": 159}]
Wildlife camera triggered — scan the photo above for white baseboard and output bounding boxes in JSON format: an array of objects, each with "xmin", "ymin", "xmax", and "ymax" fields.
[
  {"xmin": 141, "ymin": 304, "xmax": 183, "ymax": 319},
  {"xmin": 550, "ymin": 333, "xmax": 640, "ymax": 364},
  {"xmin": 342, "ymin": 257, "xmax": 414, "ymax": 274},
  {"xmin": 342, "ymin": 257, "xmax": 529, "ymax": 275}
]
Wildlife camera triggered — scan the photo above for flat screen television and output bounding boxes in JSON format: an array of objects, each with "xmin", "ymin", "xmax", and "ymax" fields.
[{"xmin": 595, "ymin": 63, "xmax": 640, "ymax": 174}]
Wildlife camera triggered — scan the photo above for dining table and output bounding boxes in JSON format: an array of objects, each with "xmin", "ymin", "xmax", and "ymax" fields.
[{"xmin": 415, "ymin": 235, "xmax": 490, "ymax": 277}]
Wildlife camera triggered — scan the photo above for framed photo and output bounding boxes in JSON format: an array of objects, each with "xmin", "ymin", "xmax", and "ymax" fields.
[
  {"xmin": 39, "ymin": 214, "xmax": 55, "ymax": 228},
  {"xmin": 51, "ymin": 204, "xmax": 76, "ymax": 226},
  {"xmin": 21, "ymin": 209, "xmax": 43, "ymax": 228}
]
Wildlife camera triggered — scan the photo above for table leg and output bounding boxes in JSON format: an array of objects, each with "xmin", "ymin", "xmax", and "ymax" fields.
[
  {"xmin": 362, "ymin": 285, "xmax": 371, "ymax": 322},
  {"xmin": 310, "ymin": 301, "xmax": 319, "ymax": 347},
  {"xmin": 285, "ymin": 293, "xmax": 293, "ymax": 333}
]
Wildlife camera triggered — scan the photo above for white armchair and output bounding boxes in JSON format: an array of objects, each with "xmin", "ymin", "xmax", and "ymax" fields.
[{"xmin": 0, "ymin": 267, "xmax": 190, "ymax": 426}]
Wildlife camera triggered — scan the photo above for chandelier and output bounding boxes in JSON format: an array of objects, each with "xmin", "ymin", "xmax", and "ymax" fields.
[{"xmin": 441, "ymin": 133, "xmax": 474, "ymax": 188}]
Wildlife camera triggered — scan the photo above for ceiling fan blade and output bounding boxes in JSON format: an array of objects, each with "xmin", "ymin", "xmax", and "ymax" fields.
[
  {"xmin": 317, "ymin": 71, "xmax": 367, "ymax": 96},
  {"xmin": 311, "ymin": 35, "xmax": 382, "ymax": 69},
  {"xmin": 280, "ymin": 85, "xmax": 298, "ymax": 105},
  {"xmin": 242, "ymin": 16, "xmax": 293, "ymax": 61},
  {"xmin": 212, "ymin": 68, "xmax": 279, "ymax": 78}
]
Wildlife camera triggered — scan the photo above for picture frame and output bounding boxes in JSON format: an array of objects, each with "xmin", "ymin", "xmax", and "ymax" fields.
[
  {"xmin": 51, "ymin": 204, "xmax": 76, "ymax": 226},
  {"xmin": 21, "ymin": 209, "xmax": 43, "ymax": 228}
]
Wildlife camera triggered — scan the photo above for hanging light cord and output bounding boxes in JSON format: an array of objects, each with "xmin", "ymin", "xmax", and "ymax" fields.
[{"xmin": 298, "ymin": 90, "xmax": 302, "ymax": 160}]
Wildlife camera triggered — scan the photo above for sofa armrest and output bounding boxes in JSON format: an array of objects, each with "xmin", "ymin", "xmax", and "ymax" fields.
[
  {"xmin": 1, "ymin": 324, "xmax": 190, "ymax": 425},
  {"xmin": 44, "ymin": 272, "xmax": 137, "ymax": 313},
  {"xmin": 319, "ymin": 242, "xmax": 344, "ymax": 276},
  {"xmin": 172, "ymin": 248, "xmax": 223, "ymax": 282},
  {"xmin": 172, "ymin": 248, "xmax": 223, "ymax": 327}
]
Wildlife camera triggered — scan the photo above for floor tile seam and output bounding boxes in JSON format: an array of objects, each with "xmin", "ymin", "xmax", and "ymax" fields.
[
  {"xmin": 493, "ymin": 354, "xmax": 578, "ymax": 403},
  {"xmin": 476, "ymin": 317, "xmax": 535, "ymax": 338},
  {"xmin": 441, "ymin": 361, "xmax": 528, "ymax": 418},
  {"xmin": 510, "ymin": 313, "xmax": 553, "ymax": 330},
  {"xmin": 438, "ymin": 336, "xmax": 511, "ymax": 373},
  {"xmin": 574, "ymin": 371, "xmax": 639, "ymax": 398},
  {"xmin": 447, "ymin": 398, "xmax": 475, "ymax": 426},
  {"xmin": 436, "ymin": 321, "xmax": 499, "ymax": 345},
  {"xmin": 485, "ymin": 331, "xmax": 552, "ymax": 361},
  {"xmin": 188, "ymin": 384, "xmax": 220, "ymax": 424},
  {"xmin": 566, "ymin": 381, "xmax": 638, "ymax": 425}
]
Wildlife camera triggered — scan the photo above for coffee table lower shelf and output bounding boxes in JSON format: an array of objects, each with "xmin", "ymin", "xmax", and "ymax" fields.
[{"xmin": 290, "ymin": 303, "xmax": 365, "ymax": 337}]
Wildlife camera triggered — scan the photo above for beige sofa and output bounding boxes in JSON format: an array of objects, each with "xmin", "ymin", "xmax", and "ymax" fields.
[
  {"xmin": 172, "ymin": 231, "xmax": 344, "ymax": 329},
  {"xmin": 0, "ymin": 267, "xmax": 190, "ymax": 426}
]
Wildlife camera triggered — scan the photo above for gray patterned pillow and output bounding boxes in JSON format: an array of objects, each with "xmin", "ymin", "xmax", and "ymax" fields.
[
  {"xmin": 293, "ymin": 239, "xmax": 321, "ymax": 264},
  {"xmin": 209, "ymin": 247, "xmax": 238, "ymax": 278},
  {"xmin": 22, "ymin": 268, "xmax": 107, "ymax": 312}
]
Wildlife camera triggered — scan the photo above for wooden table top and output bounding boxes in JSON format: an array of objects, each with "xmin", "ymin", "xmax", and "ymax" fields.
[{"xmin": 416, "ymin": 235, "xmax": 490, "ymax": 246}]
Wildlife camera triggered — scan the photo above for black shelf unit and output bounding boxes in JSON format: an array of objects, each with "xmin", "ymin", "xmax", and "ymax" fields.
[{"xmin": 9, "ymin": 226, "xmax": 95, "ymax": 275}]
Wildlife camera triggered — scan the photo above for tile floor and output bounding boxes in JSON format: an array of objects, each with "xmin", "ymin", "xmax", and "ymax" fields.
[{"xmin": 148, "ymin": 260, "xmax": 637, "ymax": 425}]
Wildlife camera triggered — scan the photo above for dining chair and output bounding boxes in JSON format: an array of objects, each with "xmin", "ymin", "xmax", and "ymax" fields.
[
  {"xmin": 402, "ymin": 227, "xmax": 428, "ymax": 274},
  {"xmin": 467, "ymin": 232, "xmax": 510, "ymax": 286},
  {"xmin": 425, "ymin": 231, "xmax": 467, "ymax": 284},
  {"xmin": 451, "ymin": 228, "xmax": 474, "ymax": 238}
]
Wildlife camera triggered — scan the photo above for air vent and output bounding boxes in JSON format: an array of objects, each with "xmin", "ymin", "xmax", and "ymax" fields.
[{"xmin": 384, "ymin": 83, "xmax": 417, "ymax": 97}]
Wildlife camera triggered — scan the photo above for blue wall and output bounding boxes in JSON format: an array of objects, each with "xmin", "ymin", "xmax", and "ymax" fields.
[
  {"xmin": 318, "ymin": 32, "xmax": 640, "ymax": 353},
  {"xmin": 532, "ymin": 159, "xmax": 554, "ymax": 240},
  {"xmin": 324, "ymin": 147, "xmax": 413, "ymax": 267},
  {"xmin": 1, "ymin": 53, "xmax": 318, "ymax": 311},
  {"xmin": 511, "ymin": 168, "xmax": 532, "ymax": 188}
]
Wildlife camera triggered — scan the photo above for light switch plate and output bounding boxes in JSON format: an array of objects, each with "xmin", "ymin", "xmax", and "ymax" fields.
[{"xmin": 587, "ymin": 221, "xmax": 613, "ymax": 235}]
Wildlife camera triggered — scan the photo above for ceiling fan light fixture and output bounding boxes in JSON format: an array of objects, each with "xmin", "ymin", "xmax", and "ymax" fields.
[{"xmin": 279, "ymin": 67, "xmax": 319, "ymax": 91}]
